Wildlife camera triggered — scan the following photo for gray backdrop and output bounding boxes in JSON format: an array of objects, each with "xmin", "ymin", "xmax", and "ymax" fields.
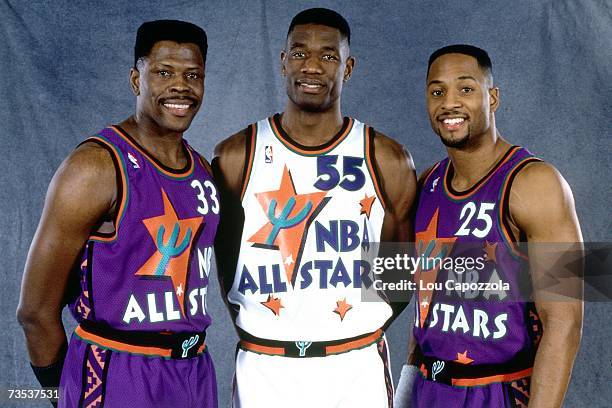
[{"xmin": 2, "ymin": 0, "xmax": 611, "ymax": 407}]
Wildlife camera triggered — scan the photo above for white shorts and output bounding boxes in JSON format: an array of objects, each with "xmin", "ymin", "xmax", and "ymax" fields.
[{"xmin": 232, "ymin": 336, "xmax": 393, "ymax": 408}]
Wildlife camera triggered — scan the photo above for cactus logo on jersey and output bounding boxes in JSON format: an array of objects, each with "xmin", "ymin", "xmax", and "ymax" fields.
[
  {"xmin": 248, "ymin": 165, "xmax": 327, "ymax": 285},
  {"xmin": 136, "ymin": 189, "xmax": 203, "ymax": 315}
]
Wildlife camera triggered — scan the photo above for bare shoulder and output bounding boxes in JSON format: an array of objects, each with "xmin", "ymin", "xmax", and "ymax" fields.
[
  {"xmin": 40, "ymin": 141, "xmax": 117, "ymax": 236},
  {"xmin": 370, "ymin": 129, "xmax": 417, "ymax": 216},
  {"xmin": 511, "ymin": 161, "xmax": 573, "ymax": 203},
  {"xmin": 509, "ymin": 160, "xmax": 579, "ymax": 239},
  {"xmin": 214, "ymin": 127, "xmax": 251, "ymax": 161},
  {"xmin": 56, "ymin": 141, "xmax": 116, "ymax": 189},
  {"xmin": 213, "ymin": 126, "xmax": 252, "ymax": 196},
  {"xmin": 371, "ymin": 129, "xmax": 416, "ymax": 181},
  {"xmin": 372, "ymin": 129, "xmax": 414, "ymax": 164}
]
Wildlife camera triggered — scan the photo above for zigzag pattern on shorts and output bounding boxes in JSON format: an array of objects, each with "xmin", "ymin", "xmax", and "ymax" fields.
[
  {"xmin": 509, "ymin": 377, "xmax": 530, "ymax": 408},
  {"xmin": 81, "ymin": 344, "xmax": 110, "ymax": 408}
]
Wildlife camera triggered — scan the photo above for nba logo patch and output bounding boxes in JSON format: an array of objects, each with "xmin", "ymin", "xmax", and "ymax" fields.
[
  {"xmin": 264, "ymin": 146, "xmax": 273, "ymax": 163},
  {"xmin": 128, "ymin": 152, "xmax": 140, "ymax": 169}
]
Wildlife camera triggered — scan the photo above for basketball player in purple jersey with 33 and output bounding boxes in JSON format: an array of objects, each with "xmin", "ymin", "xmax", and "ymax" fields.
[
  {"xmin": 394, "ymin": 45, "xmax": 583, "ymax": 407},
  {"xmin": 17, "ymin": 20, "xmax": 219, "ymax": 407}
]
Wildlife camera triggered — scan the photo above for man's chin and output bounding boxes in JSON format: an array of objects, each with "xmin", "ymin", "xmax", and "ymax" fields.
[
  {"xmin": 439, "ymin": 133, "xmax": 470, "ymax": 149},
  {"xmin": 160, "ymin": 117, "xmax": 194, "ymax": 134},
  {"xmin": 289, "ymin": 94, "xmax": 332, "ymax": 113}
]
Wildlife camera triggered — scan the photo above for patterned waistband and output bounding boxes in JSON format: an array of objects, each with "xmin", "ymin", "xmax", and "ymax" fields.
[
  {"xmin": 414, "ymin": 346, "xmax": 534, "ymax": 386},
  {"xmin": 75, "ymin": 320, "xmax": 207, "ymax": 359},
  {"xmin": 238, "ymin": 328, "xmax": 384, "ymax": 358}
]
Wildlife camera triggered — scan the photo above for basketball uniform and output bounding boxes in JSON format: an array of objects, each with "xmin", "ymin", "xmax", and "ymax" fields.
[
  {"xmin": 228, "ymin": 114, "xmax": 394, "ymax": 407},
  {"xmin": 410, "ymin": 146, "xmax": 542, "ymax": 407},
  {"xmin": 59, "ymin": 126, "xmax": 219, "ymax": 408}
]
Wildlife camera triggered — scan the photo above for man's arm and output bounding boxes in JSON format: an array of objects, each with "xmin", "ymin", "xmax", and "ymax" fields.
[
  {"xmin": 212, "ymin": 128, "xmax": 249, "ymax": 309},
  {"xmin": 16, "ymin": 143, "xmax": 115, "ymax": 372},
  {"xmin": 371, "ymin": 130, "xmax": 417, "ymax": 324},
  {"xmin": 371, "ymin": 130, "xmax": 417, "ymax": 243},
  {"xmin": 403, "ymin": 165, "xmax": 435, "ymax": 364},
  {"xmin": 510, "ymin": 162, "xmax": 583, "ymax": 408},
  {"xmin": 393, "ymin": 165, "xmax": 433, "ymax": 408}
]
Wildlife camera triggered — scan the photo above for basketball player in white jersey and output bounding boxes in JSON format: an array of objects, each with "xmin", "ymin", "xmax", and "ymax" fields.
[{"xmin": 213, "ymin": 7, "xmax": 417, "ymax": 408}]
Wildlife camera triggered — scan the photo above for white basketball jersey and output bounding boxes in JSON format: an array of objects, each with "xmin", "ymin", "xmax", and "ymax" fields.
[{"xmin": 228, "ymin": 114, "xmax": 392, "ymax": 341}]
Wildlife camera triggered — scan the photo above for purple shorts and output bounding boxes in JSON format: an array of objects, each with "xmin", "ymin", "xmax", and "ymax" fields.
[
  {"xmin": 412, "ymin": 374, "xmax": 531, "ymax": 408},
  {"xmin": 59, "ymin": 334, "xmax": 217, "ymax": 408}
]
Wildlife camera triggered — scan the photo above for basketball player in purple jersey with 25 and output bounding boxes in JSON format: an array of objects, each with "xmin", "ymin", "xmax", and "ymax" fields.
[
  {"xmin": 394, "ymin": 45, "xmax": 583, "ymax": 407},
  {"xmin": 17, "ymin": 21, "xmax": 219, "ymax": 407}
]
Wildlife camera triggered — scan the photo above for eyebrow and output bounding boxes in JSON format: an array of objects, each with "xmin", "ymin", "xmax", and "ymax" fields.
[
  {"xmin": 427, "ymin": 75, "xmax": 479, "ymax": 86},
  {"xmin": 152, "ymin": 62, "xmax": 203, "ymax": 71},
  {"xmin": 321, "ymin": 46, "xmax": 339, "ymax": 52},
  {"xmin": 289, "ymin": 43, "xmax": 339, "ymax": 52}
]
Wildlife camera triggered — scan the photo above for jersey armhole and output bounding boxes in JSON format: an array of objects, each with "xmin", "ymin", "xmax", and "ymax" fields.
[
  {"xmin": 364, "ymin": 126, "xmax": 388, "ymax": 210},
  {"xmin": 498, "ymin": 157, "xmax": 542, "ymax": 259},
  {"xmin": 79, "ymin": 136, "xmax": 129, "ymax": 242},
  {"xmin": 240, "ymin": 123, "xmax": 257, "ymax": 201},
  {"xmin": 421, "ymin": 162, "xmax": 441, "ymax": 187}
]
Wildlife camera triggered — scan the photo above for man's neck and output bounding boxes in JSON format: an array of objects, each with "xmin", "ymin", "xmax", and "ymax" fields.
[
  {"xmin": 281, "ymin": 101, "xmax": 344, "ymax": 146},
  {"xmin": 119, "ymin": 116, "xmax": 187, "ymax": 169},
  {"xmin": 447, "ymin": 127, "xmax": 512, "ymax": 191}
]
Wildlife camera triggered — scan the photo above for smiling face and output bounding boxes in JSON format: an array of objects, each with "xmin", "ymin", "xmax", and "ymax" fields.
[
  {"xmin": 426, "ymin": 53, "xmax": 498, "ymax": 149},
  {"xmin": 131, "ymin": 40, "xmax": 204, "ymax": 133},
  {"xmin": 281, "ymin": 24, "xmax": 354, "ymax": 113}
]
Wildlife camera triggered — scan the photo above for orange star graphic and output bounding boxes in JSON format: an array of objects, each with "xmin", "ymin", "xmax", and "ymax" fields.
[
  {"xmin": 414, "ymin": 208, "xmax": 457, "ymax": 328},
  {"xmin": 136, "ymin": 189, "xmax": 203, "ymax": 315},
  {"xmin": 359, "ymin": 194, "xmax": 376, "ymax": 218},
  {"xmin": 483, "ymin": 241, "xmax": 498, "ymax": 263},
  {"xmin": 454, "ymin": 350, "xmax": 474, "ymax": 365},
  {"xmin": 334, "ymin": 298, "xmax": 353, "ymax": 321},
  {"xmin": 419, "ymin": 364, "xmax": 428, "ymax": 378},
  {"xmin": 248, "ymin": 165, "xmax": 327, "ymax": 285},
  {"xmin": 261, "ymin": 294, "xmax": 284, "ymax": 316}
]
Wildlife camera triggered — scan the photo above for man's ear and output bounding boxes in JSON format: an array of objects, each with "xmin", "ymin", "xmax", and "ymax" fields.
[
  {"xmin": 344, "ymin": 56, "xmax": 355, "ymax": 82},
  {"xmin": 130, "ymin": 67, "xmax": 140, "ymax": 96},
  {"xmin": 280, "ymin": 50, "xmax": 287, "ymax": 76},
  {"xmin": 489, "ymin": 86, "xmax": 500, "ymax": 113}
]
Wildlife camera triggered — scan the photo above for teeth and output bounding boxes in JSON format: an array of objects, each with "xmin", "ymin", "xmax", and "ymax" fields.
[
  {"xmin": 443, "ymin": 118, "xmax": 464, "ymax": 125},
  {"xmin": 164, "ymin": 103, "xmax": 190, "ymax": 109}
]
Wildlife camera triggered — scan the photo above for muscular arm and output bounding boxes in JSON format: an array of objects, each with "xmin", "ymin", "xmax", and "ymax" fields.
[
  {"xmin": 393, "ymin": 164, "xmax": 427, "ymax": 408},
  {"xmin": 371, "ymin": 130, "xmax": 417, "ymax": 242},
  {"xmin": 510, "ymin": 162, "xmax": 583, "ymax": 408},
  {"xmin": 212, "ymin": 128, "xmax": 249, "ymax": 309},
  {"xmin": 16, "ymin": 143, "xmax": 116, "ymax": 366},
  {"xmin": 402, "ymin": 165, "xmax": 435, "ymax": 365},
  {"xmin": 371, "ymin": 130, "xmax": 417, "ymax": 323}
]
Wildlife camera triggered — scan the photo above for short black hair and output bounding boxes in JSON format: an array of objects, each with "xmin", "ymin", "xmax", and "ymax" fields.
[
  {"xmin": 427, "ymin": 44, "xmax": 492, "ymax": 78},
  {"xmin": 134, "ymin": 20, "xmax": 207, "ymax": 68},
  {"xmin": 287, "ymin": 8, "xmax": 351, "ymax": 45}
]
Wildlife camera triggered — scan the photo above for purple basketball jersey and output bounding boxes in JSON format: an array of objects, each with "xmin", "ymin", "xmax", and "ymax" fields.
[
  {"xmin": 413, "ymin": 146, "xmax": 542, "ymax": 367},
  {"xmin": 69, "ymin": 126, "xmax": 219, "ymax": 333}
]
